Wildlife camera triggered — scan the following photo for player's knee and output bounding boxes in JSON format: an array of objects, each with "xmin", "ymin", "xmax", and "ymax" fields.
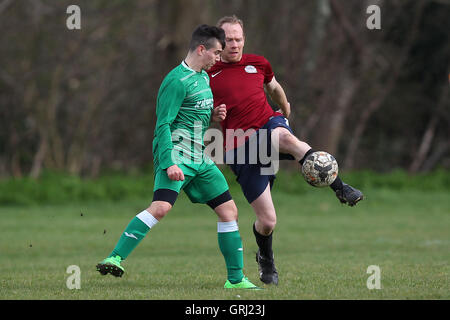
[
  {"xmin": 215, "ymin": 200, "xmax": 238, "ymax": 221},
  {"xmin": 259, "ymin": 214, "xmax": 277, "ymax": 234},
  {"xmin": 147, "ymin": 201, "xmax": 172, "ymax": 221},
  {"xmin": 225, "ymin": 201, "xmax": 238, "ymax": 221},
  {"xmin": 229, "ymin": 201, "xmax": 238, "ymax": 220},
  {"xmin": 266, "ymin": 218, "xmax": 277, "ymax": 233}
]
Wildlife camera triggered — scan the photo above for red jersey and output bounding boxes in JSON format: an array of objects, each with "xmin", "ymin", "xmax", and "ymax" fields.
[{"xmin": 208, "ymin": 54, "xmax": 282, "ymax": 150}]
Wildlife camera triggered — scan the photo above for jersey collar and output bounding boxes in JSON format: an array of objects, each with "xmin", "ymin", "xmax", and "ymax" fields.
[
  {"xmin": 181, "ymin": 60, "xmax": 197, "ymax": 73},
  {"xmin": 220, "ymin": 55, "xmax": 243, "ymax": 64}
]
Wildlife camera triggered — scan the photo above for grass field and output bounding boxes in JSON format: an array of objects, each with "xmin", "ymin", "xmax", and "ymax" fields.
[{"xmin": 1, "ymin": 174, "xmax": 449, "ymax": 300}]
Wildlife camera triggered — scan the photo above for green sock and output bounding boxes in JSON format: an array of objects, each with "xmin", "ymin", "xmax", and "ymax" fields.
[
  {"xmin": 217, "ymin": 221, "xmax": 244, "ymax": 284},
  {"xmin": 109, "ymin": 210, "xmax": 158, "ymax": 260}
]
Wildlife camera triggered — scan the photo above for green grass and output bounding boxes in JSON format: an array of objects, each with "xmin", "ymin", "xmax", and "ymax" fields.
[{"xmin": 1, "ymin": 179, "xmax": 449, "ymax": 300}]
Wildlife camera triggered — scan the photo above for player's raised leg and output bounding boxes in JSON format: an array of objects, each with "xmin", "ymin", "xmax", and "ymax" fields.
[
  {"xmin": 271, "ymin": 127, "xmax": 311, "ymax": 162},
  {"xmin": 273, "ymin": 127, "xmax": 364, "ymax": 206}
]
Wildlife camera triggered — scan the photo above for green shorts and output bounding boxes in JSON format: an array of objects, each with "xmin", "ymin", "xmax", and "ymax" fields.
[{"xmin": 153, "ymin": 162, "xmax": 230, "ymax": 205}]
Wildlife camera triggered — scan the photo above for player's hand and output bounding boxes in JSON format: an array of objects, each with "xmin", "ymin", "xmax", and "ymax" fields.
[
  {"xmin": 212, "ymin": 104, "xmax": 227, "ymax": 122},
  {"xmin": 166, "ymin": 165, "xmax": 185, "ymax": 181}
]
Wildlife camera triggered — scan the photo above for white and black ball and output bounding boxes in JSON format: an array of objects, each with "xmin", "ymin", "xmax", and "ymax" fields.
[{"xmin": 301, "ymin": 151, "xmax": 338, "ymax": 187}]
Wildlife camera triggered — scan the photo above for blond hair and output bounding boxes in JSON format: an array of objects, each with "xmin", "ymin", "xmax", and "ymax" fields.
[{"xmin": 216, "ymin": 15, "xmax": 244, "ymax": 32}]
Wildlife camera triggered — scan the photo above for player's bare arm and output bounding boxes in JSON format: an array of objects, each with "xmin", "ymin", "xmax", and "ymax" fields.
[{"xmin": 264, "ymin": 77, "xmax": 291, "ymax": 118}]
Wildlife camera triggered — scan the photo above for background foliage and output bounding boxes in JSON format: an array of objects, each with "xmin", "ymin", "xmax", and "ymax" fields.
[
  {"xmin": 0, "ymin": 0, "xmax": 449, "ymax": 178},
  {"xmin": 1, "ymin": 168, "xmax": 450, "ymax": 206}
]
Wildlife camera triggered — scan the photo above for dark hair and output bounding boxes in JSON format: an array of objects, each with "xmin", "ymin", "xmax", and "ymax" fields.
[{"xmin": 189, "ymin": 24, "xmax": 225, "ymax": 52}]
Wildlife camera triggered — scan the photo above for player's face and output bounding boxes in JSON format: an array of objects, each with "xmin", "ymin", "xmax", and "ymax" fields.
[
  {"xmin": 220, "ymin": 23, "xmax": 245, "ymax": 63},
  {"xmin": 201, "ymin": 39, "xmax": 223, "ymax": 70}
]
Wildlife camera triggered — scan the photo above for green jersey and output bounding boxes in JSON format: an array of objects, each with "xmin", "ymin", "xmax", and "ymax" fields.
[{"xmin": 153, "ymin": 61, "xmax": 214, "ymax": 170}]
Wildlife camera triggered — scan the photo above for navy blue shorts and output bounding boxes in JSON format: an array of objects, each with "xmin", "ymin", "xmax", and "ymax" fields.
[{"xmin": 225, "ymin": 116, "xmax": 295, "ymax": 203}]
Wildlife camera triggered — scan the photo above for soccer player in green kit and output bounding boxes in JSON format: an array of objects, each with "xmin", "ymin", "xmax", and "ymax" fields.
[{"xmin": 96, "ymin": 24, "xmax": 259, "ymax": 289}]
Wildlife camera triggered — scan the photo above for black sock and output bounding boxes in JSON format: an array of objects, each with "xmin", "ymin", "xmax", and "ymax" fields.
[
  {"xmin": 330, "ymin": 176, "xmax": 344, "ymax": 192},
  {"xmin": 299, "ymin": 148, "xmax": 315, "ymax": 166},
  {"xmin": 253, "ymin": 223, "xmax": 273, "ymax": 258}
]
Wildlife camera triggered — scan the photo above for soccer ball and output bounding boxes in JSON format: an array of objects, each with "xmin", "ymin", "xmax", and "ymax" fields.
[{"xmin": 301, "ymin": 151, "xmax": 338, "ymax": 187}]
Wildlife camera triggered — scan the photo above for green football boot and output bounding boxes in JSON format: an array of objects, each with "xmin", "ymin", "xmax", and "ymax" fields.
[
  {"xmin": 96, "ymin": 255, "xmax": 125, "ymax": 277},
  {"xmin": 224, "ymin": 276, "xmax": 262, "ymax": 290}
]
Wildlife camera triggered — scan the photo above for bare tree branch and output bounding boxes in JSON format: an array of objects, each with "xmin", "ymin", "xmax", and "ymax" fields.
[
  {"xmin": 343, "ymin": 0, "xmax": 427, "ymax": 169},
  {"xmin": 409, "ymin": 75, "xmax": 449, "ymax": 172},
  {"xmin": 329, "ymin": 0, "xmax": 365, "ymax": 58}
]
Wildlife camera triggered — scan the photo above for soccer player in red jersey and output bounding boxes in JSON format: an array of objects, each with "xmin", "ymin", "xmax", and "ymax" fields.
[{"xmin": 208, "ymin": 15, "xmax": 363, "ymax": 285}]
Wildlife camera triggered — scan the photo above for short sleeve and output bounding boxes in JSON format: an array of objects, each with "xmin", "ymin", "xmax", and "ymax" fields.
[{"xmin": 263, "ymin": 58, "xmax": 274, "ymax": 84}]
